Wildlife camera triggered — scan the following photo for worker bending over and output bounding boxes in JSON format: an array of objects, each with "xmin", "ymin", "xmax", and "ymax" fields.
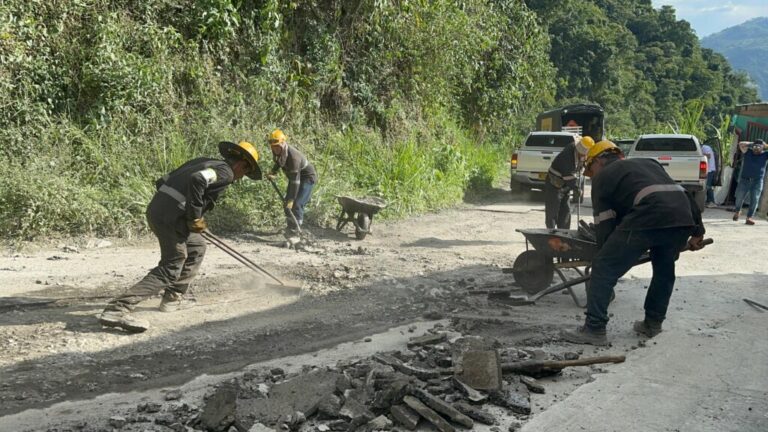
[
  {"xmin": 98, "ymin": 141, "xmax": 262, "ymax": 333},
  {"xmin": 561, "ymin": 141, "xmax": 706, "ymax": 345}
]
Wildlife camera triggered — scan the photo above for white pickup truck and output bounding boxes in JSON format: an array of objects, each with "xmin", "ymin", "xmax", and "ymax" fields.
[
  {"xmin": 626, "ymin": 134, "xmax": 708, "ymax": 210},
  {"xmin": 510, "ymin": 132, "xmax": 578, "ymax": 191}
]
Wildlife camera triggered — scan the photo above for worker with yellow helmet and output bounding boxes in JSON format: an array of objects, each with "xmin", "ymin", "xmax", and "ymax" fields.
[
  {"xmin": 98, "ymin": 140, "xmax": 263, "ymax": 333},
  {"xmin": 561, "ymin": 140, "xmax": 707, "ymax": 346},
  {"xmin": 543, "ymin": 135, "xmax": 595, "ymax": 229},
  {"xmin": 267, "ymin": 129, "xmax": 318, "ymax": 233}
]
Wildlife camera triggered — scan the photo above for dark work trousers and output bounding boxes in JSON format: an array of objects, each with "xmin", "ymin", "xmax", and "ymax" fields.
[
  {"xmin": 544, "ymin": 179, "xmax": 572, "ymax": 229},
  {"xmin": 105, "ymin": 214, "xmax": 206, "ymax": 312},
  {"xmin": 585, "ymin": 227, "xmax": 690, "ymax": 329},
  {"xmin": 285, "ymin": 180, "xmax": 315, "ymax": 229}
]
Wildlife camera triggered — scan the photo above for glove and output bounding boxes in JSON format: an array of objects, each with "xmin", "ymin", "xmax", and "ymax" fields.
[
  {"xmin": 188, "ymin": 218, "xmax": 207, "ymax": 233},
  {"xmin": 687, "ymin": 236, "xmax": 705, "ymax": 251},
  {"xmin": 285, "ymin": 200, "xmax": 294, "ymax": 210}
]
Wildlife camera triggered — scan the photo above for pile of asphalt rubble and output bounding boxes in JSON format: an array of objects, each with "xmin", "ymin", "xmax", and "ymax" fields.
[{"xmin": 57, "ymin": 323, "xmax": 593, "ymax": 432}]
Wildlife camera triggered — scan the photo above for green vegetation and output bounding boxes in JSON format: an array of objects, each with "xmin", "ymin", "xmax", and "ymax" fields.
[
  {"xmin": 0, "ymin": 0, "xmax": 758, "ymax": 240},
  {"xmin": 701, "ymin": 17, "xmax": 768, "ymax": 101},
  {"xmin": 525, "ymin": 0, "xmax": 758, "ymax": 137}
]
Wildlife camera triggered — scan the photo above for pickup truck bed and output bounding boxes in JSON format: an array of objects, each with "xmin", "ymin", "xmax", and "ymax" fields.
[
  {"xmin": 511, "ymin": 132, "xmax": 576, "ymax": 190},
  {"xmin": 626, "ymin": 134, "xmax": 707, "ymax": 210}
]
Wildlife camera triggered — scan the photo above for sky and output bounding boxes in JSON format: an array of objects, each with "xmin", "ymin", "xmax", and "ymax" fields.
[{"xmin": 651, "ymin": 0, "xmax": 768, "ymax": 37}]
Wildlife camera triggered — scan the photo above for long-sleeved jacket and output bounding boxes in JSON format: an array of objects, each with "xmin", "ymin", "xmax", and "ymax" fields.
[
  {"xmin": 591, "ymin": 158, "xmax": 705, "ymax": 247},
  {"xmin": 149, "ymin": 158, "xmax": 235, "ymax": 230},
  {"xmin": 548, "ymin": 142, "xmax": 580, "ymax": 189},
  {"xmin": 272, "ymin": 145, "xmax": 318, "ymax": 201}
]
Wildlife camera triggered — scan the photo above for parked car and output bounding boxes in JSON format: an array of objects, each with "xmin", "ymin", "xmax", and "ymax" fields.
[
  {"xmin": 510, "ymin": 132, "xmax": 578, "ymax": 191},
  {"xmin": 614, "ymin": 138, "xmax": 635, "ymax": 156},
  {"xmin": 626, "ymin": 134, "xmax": 707, "ymax": 210}
]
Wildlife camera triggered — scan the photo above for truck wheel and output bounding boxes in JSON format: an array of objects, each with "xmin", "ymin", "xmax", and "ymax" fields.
[{"xmin": 510, "ymin": 180, "xmax": 524, "ymax": 194}]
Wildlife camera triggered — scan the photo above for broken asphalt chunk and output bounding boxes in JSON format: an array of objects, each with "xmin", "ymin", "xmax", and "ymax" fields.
[
  {"xmin": 390, "ymin": 404, "xmax": 420, "ymax": 430},
  {"xmin": 409, "ymin": 388, "xmax": 473, "ymax": 428},
  {"xmin": 407, "ymin": 333, "xmax": 447, "ymax": 348},
  {"xmin": 453, "ymin": 402, "xmax": 496, "ymax": 425},
  {"xmin": 402, "ymin": 395, "xmax": 456, "ymax": 432}
]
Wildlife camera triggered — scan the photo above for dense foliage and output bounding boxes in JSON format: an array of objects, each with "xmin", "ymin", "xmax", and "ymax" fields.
[
  {"xmin": 701, "ymin": 17, "xmax": 768, "ymax": 101},
  {"xmin": 0, "ymin": 0, "xmax": 554, "ymax": 239},
  {"xmin": 525, "ymin": 0, "xmax": 759, "ymax": 136},
  {"xmin": 0, "ymin": 0, "xmax": 758, "ymax": 240}
]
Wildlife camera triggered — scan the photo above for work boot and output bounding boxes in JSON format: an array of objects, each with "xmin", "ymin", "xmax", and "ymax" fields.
[
  {"xmin": 98, "ymin": 311, "xmax": 150, "ymax": 333},
  {"xmin": 633, "ymin": 319, "xmax": 663, "ymax": 338},
  {"xmin": 159, "ymin": 292, "xmax": 197, "ymax": 313},
  {"xmin": 560, "ymin": 324, "xmax": 609, "ymax": 346}
]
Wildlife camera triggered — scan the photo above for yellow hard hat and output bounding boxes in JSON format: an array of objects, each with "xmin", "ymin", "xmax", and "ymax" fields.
[
  {"xmin": 576, "ymin": 136, "xmax": 595, "ymax": 155},
  {"xmin": 218, "ymin": 140, "xmax": 262, "ymax": 179},
  {"xmin": 585, "ymin": 140, "xmax": 619, "ymax": 165},
  {"xmin": 268, "ymin": 129, "xmax": 287, "ymax": 146}
]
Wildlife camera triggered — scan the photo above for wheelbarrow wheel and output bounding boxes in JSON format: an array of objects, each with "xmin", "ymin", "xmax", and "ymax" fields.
[
  {"xmin": 512, "ymin": 250, "xmax": 554, "ymax": 295},
  {"xmin": 355, "ymin": 213, "xmax": 370, "ymax": 240}
]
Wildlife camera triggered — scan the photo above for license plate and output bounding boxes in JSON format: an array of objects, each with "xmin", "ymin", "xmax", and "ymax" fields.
[{"xmin": 537, "ymin": 172, "xmax": 547, "ymax": 180}]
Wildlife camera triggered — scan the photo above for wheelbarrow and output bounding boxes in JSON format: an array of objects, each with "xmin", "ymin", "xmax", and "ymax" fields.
[
  {"xmin": 335, "ymin": 196, "xmax": 387, "ymax": 240},
  {"xmin": 499, "ymin": 228, "xmax": 713, "ymax": 307}
]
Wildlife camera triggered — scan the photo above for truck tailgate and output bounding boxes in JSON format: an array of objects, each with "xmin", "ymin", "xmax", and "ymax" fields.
[
  {"xmin": 628, "ymin": 152, "xmax": 703, "ymax": 182},
  {"xmin": 517, "ymin": 147, "xmax": 560, "ymax": 176}
]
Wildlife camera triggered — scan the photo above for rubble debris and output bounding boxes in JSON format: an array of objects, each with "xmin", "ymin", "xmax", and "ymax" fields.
[
  {"xmin": 248, "ymin": 423, "xmax": 276, "ymax": 431},
  {"xmin": 453, "ymin": 402, "xmax": 496, "ymax": 425},
  {"xmin": 201, "ymin": 381, "xmax": 239, "ymax": 431},
  {"xmin": 373, "ymin": 353, "xmax": 442, "ymax": 380},
  {"xmin": 235, "ymin": 369, "xmax": 342, "ymax": 430},
  {"xmin": 410, "ymin": 388, "xmax": 473, "ymax": 428},
  {"xmin": 108, "ymin": 416, "xmax": 126, "ymax": 429},
  {"xmin": 164, "ymin": 389, "xmax": 183, "ymax": 401},
  {"xmin": 390, "ymin": 404, "xmax": 420, "ymax": 430},
  {"xmin": 456, "ymin": 350, "xmax": 502, "ymax": 391},
  {"xmin": 137, "ymin": 402, "xmax": 163, "ymax": 413},
  {"xmin": 407, "ymin": 333, "xmax": 447, "ymax": 348},
  {"xmin": 339, "ymin": 398, "xmax": 375, "ymax": 427},
  {"xmin": 452, "ymin": 377, "xmax": 487, "ymax": 404},
  {"xmin": 361, "ymin": 415, "xmax": 394, "ymax": 431},
  {"xmin": 489, "ymin": 381, "xmax": 531, "ymax": 415},
  {"xmin": 520, "ymin": 376, "xmax": 545, "ymax": 394},
  {"xmin": 402, "ymin": 395, "xmax": 456, "ymax": 432},
  {"xmin": 317, "ymin": 394, "xmax": 342, "ymax": 419}
]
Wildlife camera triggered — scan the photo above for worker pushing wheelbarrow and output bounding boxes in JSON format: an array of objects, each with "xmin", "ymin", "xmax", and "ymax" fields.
[{"xmin": 497, "ymin": 222, "xmax": 713, "ymax": 307}]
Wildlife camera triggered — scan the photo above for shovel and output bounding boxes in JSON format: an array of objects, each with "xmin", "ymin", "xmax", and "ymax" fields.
[
  {"xmin": 267, "ymin": 177, "xmax": 303, "ymax": 235},
  {"xmin": 502, "ymin": 238, "xmax": 714, "ymax": 306},
  {"xmin": 201, "ymin": 230, "xmax": 302, "ymax": 295}
]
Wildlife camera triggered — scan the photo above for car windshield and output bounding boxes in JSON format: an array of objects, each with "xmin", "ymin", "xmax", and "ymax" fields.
[
  {"xmin": 635, "ymin": 138, "xmax": 697, "ymax": 152},
  {"xmin": 525, "ymin": 135, "xmax": 574, "ymax": 148}
]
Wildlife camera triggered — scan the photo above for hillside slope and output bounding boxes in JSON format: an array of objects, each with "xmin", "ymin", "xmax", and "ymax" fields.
[{"xmin": 702, "ymin": 17, "xmax": 768, "ymax": 100}]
